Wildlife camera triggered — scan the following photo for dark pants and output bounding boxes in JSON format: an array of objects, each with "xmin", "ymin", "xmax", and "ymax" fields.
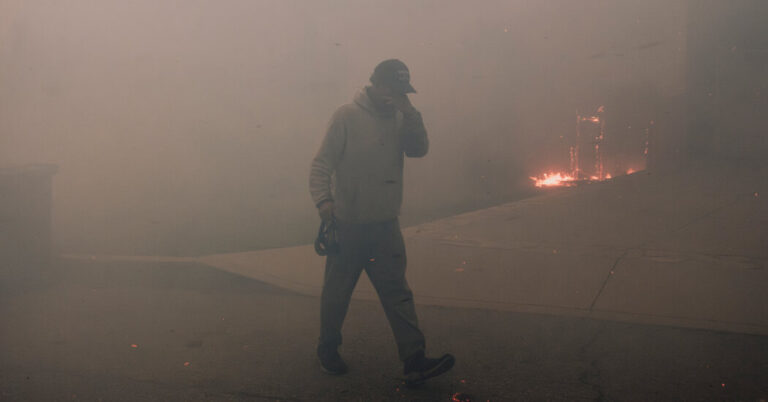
[{"xmin": 319, "ymin": 219, "xmax": 426, "ymax": 361}]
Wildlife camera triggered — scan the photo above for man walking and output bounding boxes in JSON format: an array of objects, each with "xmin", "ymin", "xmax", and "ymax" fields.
[{"xmin": 309, "ymin": 59, "xmax": 454, "ymax": 386}]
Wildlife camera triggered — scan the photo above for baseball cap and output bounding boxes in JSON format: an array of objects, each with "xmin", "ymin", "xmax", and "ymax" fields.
[{"xmin": 370, "ymin": 59, "xmax": 417, "ymax": 94}]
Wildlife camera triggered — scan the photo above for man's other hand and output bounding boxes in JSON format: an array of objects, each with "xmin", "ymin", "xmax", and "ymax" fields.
[{"xmin": 318, "ymin": 200, "xmax": 335, "ymax": 221}]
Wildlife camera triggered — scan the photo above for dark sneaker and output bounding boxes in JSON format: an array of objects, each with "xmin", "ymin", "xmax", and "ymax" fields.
[
  {"xmin": 403, "ymin": 352, "xmax": 455, "ymax": 387},
  {"xmin": 317, "ymin": 346, "xmax": 348, "ymax": 375}
]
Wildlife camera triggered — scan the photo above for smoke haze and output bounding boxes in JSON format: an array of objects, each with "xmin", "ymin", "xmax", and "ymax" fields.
[{"xmin": 2, "ymin": 1, "xmax": 762, "ymax": 257}]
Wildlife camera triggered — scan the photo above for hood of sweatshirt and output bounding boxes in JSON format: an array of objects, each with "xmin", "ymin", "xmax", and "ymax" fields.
[{"xmin": 354, "ymin": 87, "xmax": 396, "ymax": 118}]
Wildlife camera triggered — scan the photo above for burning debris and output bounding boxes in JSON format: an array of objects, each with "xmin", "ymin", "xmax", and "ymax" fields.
[
  {"xmin": 530, "ymin": 172, "xmax": 578, "ymax": 188},
  {"xmin": 531, "ymin": 106, "xmax": 649, "ymax": 188}
]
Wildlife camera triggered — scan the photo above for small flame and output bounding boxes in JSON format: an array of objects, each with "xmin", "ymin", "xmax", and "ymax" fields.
[
  {"xmin": 530, "ymin": 172, "xmax": 577, "ymax": 188},
  {"xmin": 531, "ymin": 168, "xmax": 643, "ymax": 188}
]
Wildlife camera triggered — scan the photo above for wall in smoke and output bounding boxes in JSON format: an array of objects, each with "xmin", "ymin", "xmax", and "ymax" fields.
[
  {"xmin": 0, "ymin": 1, "xmax": 688, "ymax": 256},
  {"xmin": 685, "ymin": 0, "xmax": 768, "ymax": 163}
]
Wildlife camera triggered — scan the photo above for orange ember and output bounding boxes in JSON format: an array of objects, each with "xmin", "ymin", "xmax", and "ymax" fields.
[
  {"xmin": 452, "ymin": 393, "xmax": 472, "ymax": 402},
  {"xmin": 530, "ymin": 172, "xmax": 577, "ymax": 188},
  {"xmin": 531, "ymin": 168, "xmax": 642, "ymax": 187}
]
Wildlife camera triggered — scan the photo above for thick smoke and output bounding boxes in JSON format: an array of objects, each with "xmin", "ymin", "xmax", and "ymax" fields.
[{"xmin": 0, "ymin": 1, "xmax": 719, "ymax": 257}]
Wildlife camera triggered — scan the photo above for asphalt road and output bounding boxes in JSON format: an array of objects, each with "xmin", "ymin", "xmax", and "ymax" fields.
[{"xmin": 1, "ymin": 260, "xmax": 766, "ymax": 401}]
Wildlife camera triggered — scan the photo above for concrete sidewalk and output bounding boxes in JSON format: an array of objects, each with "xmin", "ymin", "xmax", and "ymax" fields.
[
  {"xmin": 7, "ymin": 259, "xmax": 768, "ymax": 401},
  {"xmin": 67, "ymin": 163, "xmax": 768, "ymax": 336}
]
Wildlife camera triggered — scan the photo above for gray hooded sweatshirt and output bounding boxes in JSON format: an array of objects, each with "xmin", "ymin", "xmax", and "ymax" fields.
[{"xmin": 309, "ymin": 87, "xmax": 429, "ymax": 224}]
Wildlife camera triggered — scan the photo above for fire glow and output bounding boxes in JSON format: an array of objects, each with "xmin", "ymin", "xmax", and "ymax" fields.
[
  {"xmin": 530, "ymin": 169, "xmax": 636, "ymax": 188},
  {"xmin": 530, "ymin": 172, "xmax": 577, "ymax": 188},
  {"xmin": 530, "ymin": 106, "xmax": 648, "ymax": 188}
]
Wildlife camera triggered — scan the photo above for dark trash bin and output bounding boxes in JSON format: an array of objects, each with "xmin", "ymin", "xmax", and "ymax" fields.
[{"xmin": 0, "ymin": 164, "xmax": 58, "ymax": 278}]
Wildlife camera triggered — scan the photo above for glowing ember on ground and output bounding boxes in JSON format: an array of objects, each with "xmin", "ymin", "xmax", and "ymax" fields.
[
  {"xmin": 531, "ymin": 169, "xmax": 641, "ymax": 187},
  {"xmin": 130, "ymin": 344, "xmax": 138, "ymax": 349},
  {"xmin": 530, "ymin": 172, "xmax": 578, "ymax": 188},
  {"xmin": 452, "ymin": 393, "xmax": 473, "ymax": 402},
  {"xmin": 184, "ymin": 362, "xmax": 191, "ymax": 367}
]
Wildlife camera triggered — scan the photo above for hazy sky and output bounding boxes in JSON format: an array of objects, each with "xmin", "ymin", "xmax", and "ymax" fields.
[{"xmin": 0, "ymin": 0, "xmax": 689, "ymax": 255}]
